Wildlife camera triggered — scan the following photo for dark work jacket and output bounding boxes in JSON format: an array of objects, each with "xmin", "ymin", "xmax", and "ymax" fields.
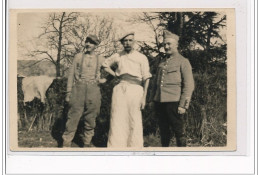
[{"xmin": 152, "ymin": 53, "xmax": 194, "ymax": 109}]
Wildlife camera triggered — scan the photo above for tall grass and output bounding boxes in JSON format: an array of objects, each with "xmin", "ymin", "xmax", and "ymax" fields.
[{"xmin": 186, "ymin": 70, "xmax": 227, "ymax": 146}]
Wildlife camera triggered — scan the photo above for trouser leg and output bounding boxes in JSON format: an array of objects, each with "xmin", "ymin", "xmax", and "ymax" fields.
[
  {"xmin": 127, "ymin": 84, "xmax": 144, "ymax": 147},
  {"xmin": 107, "ymin": 84, "xmax": 129, "ymax": 147},
  {"xmin": 165, "ymin": 102, "xmax": 186, "ymax": 147},
  {"xmin": 155, "ymin": 102, "xmax": 171, "ymax": 147},
  {"xmin": 81, "ymin": 84, "xmax": 101, "ymax": 145},
  {"xmin": 62, "ymin": 84, "xmax": 85, "ymax": 146}
]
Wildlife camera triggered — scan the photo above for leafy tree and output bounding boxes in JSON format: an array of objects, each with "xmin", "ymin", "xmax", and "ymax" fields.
[{"xmin": 159, "ymin": 12, "xmax": 227, "ymax": 72}]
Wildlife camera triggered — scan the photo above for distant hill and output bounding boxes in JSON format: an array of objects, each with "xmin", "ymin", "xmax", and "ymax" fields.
[{"xmin": 17, "ymin": 60, "xmax": 56, "ymax": 77}]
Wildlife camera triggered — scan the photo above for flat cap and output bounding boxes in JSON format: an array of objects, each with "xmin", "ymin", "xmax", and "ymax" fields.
[
  {"xmin": 119, "ymin": 31, "xmax": 135, "ymax": 42},
  {"xmin": 85, "ymin": 34, "xmax": 100, "ymax": 45},
  {"xmin": 163, "ymin": 30, "xmax": 179, "ymax": 41}
]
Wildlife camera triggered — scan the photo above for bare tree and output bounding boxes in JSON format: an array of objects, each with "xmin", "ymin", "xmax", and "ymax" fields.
[
  {"xmin": 68, "ymin": 14, "xmax": 119, "ymax": 57},
  {"xmin": 28, "ymin": 12, "xmax": 79, "ymax": 77},
  {"xmin": 28, "ymin": 12, "xmax": 119, "ymax": 77},
  {"xmin": 130, "ymin": 12, "xmax": 165, "ymax": 58}
]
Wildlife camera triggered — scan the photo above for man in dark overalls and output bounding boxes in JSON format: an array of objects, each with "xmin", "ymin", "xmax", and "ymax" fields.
[
  {"xmin": 62, "ymin": 35, "xmax": 105, "ymax": 147},
  {"xmin": 150, "ymin": 30, "xmax": 194, "ymax": 147}
]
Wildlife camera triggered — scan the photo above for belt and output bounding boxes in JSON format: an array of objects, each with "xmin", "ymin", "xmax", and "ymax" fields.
[
  {"xmin": 119, "ymin": 74, "xmax": 142, "ymax": 86},
  {"xmin": 76, "ymin": 79, "xmax": 98, "ymax": 85}
]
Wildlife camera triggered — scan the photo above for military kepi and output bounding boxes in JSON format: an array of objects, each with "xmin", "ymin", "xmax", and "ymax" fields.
[
  {"xmin": 85, "ymin": 34, "xmax": 100, "ymax": 45},
  {"xmin": 163, "ymin": 30, "xmax": 179, "ymax": 41}
]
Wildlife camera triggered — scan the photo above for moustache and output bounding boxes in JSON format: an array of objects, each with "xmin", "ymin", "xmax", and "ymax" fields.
[{"xmin": 85, "ymin": 46, "xmax": 93, "ymax": 50}]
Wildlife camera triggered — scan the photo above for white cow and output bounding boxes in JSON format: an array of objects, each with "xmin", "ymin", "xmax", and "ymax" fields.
[
  {"xmin": 20, "ymin": 75, "xmax": 55, "ymax": 131},
  {"xmin": 22, "ymin": 76, "xmax": 55, "ymax": 104}
]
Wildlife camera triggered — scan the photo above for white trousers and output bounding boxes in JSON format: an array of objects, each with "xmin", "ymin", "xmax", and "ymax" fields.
[{"xmin": 107, "ymin": 82, "xmax": 144, "ymax": 148}]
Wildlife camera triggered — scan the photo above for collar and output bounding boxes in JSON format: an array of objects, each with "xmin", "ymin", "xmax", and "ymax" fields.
[
  {"xmin": 83, "ymin": 52, "xmax": 95, "ymax": 58},
  {"xmin": 166, "ymin": 53, "xmax": 180, "ymax": 60},
  {"xmin": 122, "ymin": 49, "xmax": 135, "ymax": 55}
]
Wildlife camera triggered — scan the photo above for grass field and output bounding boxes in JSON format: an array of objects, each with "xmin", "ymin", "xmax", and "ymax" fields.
[{"xmin": 18, "ymin": 130, "xmax": 202, "ymax": 148}]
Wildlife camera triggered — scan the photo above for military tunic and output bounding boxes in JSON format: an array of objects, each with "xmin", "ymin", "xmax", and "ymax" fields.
[{"xmin": 153, "ymin": 53, "xmax": 194, "ymax": 109}]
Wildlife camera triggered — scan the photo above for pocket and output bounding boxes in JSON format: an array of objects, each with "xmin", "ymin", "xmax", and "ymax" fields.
[
  {"xmin": 167, "ymin": 66, "xmax": 179, "ymax": 73},
  {"xmin": 76, "ymin": 63, "xmax": 81, "ymax": 71},
  {"xmin": 137, "ymin": 86, "xmax": 144, "ymax": 107},
  {"xmin": 165, "ymin": 66, "xmax": 181, "ymax": 84}
]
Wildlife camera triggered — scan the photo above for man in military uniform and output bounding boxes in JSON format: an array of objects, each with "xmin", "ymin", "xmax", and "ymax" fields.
[
  {"xmin": 62, "ymin": 35, "xmax": 105, "ymax": 147},
  {"xmin": 150, "ymin": 30, "xmax": 194, "ymax": 147}
]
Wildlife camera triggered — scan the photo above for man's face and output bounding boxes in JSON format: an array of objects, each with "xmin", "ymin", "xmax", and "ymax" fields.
[
  {"xmin": 85, "ymin": 39, "xmax": 97, "ymax": 53},
  {"xmin": 163, "ymin": 38, "xmax": 178, "ymax": 55},
  {"xmin": 121, "ymin": 35, "xmax": 134, "ymax": 52}
]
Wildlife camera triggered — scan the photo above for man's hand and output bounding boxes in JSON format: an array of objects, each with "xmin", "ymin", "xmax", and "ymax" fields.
[
  {"xmin": 140, "ymin": 97, "xmax": 146, "ymax": 110},
  {"xmin": 178, "ymin": 107, "xmax": 186, "ymax": 114},
  {"xmin": 98, "ymin": 78, "xmax": 107, "ymax": 84},
  {"xmin": 148, "ymin": 101, "xmax": 155, "ymax": 109},
  {"xmin": 65, "ymin": 93, "xmax": 71, "ymax": 102}
]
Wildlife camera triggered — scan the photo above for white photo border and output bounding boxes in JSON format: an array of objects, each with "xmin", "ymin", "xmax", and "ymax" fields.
[{"xmin": 3, "ymin": 0, "xmax": 257, "ymax": 174}]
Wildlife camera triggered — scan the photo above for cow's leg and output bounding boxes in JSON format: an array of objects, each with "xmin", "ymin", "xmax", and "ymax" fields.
[{"xmin": 36, "ymin": 101, "xmax": 45, "ymax": 131}]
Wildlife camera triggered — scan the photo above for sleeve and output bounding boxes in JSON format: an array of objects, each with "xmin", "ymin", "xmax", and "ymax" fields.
[
  {"xmin": 102, "ymin": 53, "xmax": 119, "ymax": 68},
  {"xmin": 66, "ymin": 55, "xmax": 77, "ymax": 93},
  {"xmin": 179, "ymin": 59, "xmax": 195, "ymax": 109},
  {"xmin": 141, "ymin": 55, "xmax": 152, "ymax": 81}
]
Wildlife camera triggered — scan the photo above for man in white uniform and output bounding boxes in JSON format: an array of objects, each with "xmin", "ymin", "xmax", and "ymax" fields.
[{"xmin": 102, "ymin": 32, "xmax": 152, "ymax": 148}]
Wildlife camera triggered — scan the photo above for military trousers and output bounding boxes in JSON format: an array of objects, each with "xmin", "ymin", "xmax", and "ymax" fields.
[
  {"xmin": 155, "ymin": 102, "xmax": 186, "ymax": 147},
  {"xmin": 62, "ymin": 81, "xmax": 101, "ymax": 146}
]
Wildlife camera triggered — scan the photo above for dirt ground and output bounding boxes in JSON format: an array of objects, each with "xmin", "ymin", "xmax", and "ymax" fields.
[
  {"xmin": 18, "ymin": 131, "xmax": 58, "ymax": 148},
  {"xmin": 18, "ymin": 130, "xmax": 199, "ymax": 148}
]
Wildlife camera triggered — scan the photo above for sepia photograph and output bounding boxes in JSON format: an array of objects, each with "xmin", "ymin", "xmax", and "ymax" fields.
[{"xmin": 9, "ymin": 9, "xmax": 236, "ymax": 151}]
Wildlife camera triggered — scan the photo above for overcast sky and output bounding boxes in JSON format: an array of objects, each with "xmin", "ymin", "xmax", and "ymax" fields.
[
  {"xmin": 17, "ymin": 12, "xmax": 157, "ymax": 60},
  {"xmin": 17, "ymin": 11, "xmax": 226, "ymax": 60},
  {"xmin": 17, "ymin": 12, "xmax": 156, "ymax": 41}
]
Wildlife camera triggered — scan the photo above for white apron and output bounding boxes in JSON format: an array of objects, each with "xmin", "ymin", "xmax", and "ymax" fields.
[{"xmin": 107, "ymin": 81, "xmax": 144, "ymax": 148}]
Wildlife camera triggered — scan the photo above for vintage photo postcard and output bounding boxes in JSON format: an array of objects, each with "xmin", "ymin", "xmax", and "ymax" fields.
[{"xmin": 9, "ymin": 8, "xmax": 236, "ymax": 152}]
